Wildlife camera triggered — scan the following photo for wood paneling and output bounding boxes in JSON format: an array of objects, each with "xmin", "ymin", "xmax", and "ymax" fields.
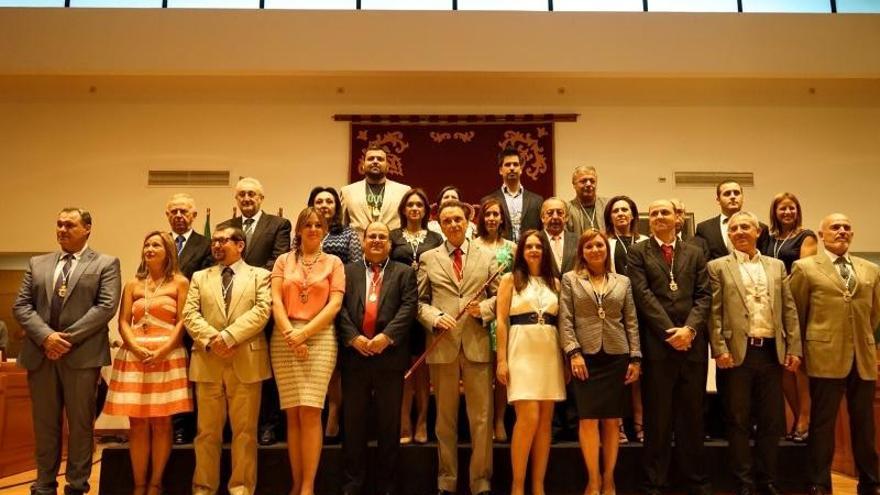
[
  {"xmin": 0, "ymin": 363, "xmax": 35, "ymax": 477},
  {"xmin": 0, "ymin": 270, "xmax": 26, "ymax": 360}
]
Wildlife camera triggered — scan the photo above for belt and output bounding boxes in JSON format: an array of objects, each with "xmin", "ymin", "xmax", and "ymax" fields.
[
  {"xmin": 747, "ymin": 336, "xmax": 774, "ymax": 347},
  {"xmin": 509, "ymin": 313, "xmax": 558, "ymax": 326}
]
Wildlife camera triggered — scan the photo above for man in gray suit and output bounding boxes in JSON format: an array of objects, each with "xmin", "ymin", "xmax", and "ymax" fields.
[
  {"xmin": 13, "ymin": 207, "xmax": 121, "ymax": 495},
  {"xmin": 566, "ymin": 165, "xmax": 608, "ymax": 235},
  {"xmin": 418, "ymin": 200, "xmax": 499, "ymax": 495},
  {"xmin": 708, "ymin": 211, "xmax": 802, "ymax": 495}
]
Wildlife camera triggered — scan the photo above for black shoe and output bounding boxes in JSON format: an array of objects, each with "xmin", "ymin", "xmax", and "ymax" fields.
[
  {"xmin": 438, "ymin": 491, "xmax": 455, "ymax": 495},
  {"xmin": 736, "ymin": 486, "xmax": 756, "ymax": 495},
  {"xmin": 173, "ymin": 428, "xmax": 188, "ymax": 445},
  {"xmin": 808, "ymin": 485, "xmax": 828, "ymax": 495},
  {"xmin": 258, "ymin": 427, "xmax": 276, "ymax": 446},
  {"xmin": 758, "ymin": 483, "xmax": 782, "ymax": 495},
  {"xmin": 474, "ymin": 492, "xmax": 492, "ymax": 495}
]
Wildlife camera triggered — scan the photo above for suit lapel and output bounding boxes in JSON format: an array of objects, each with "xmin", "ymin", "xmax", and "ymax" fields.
[
  {"xmin": 178, "ymin": 240, "xmax": 196, "ymax": 271},
  {"xmin": 760, "ymin": 256, "xmax": 778, "ymax": 319},
  {"xmin": 815, "ymin": 254, "xmax": 848, "ymax": 292},
  {"xmin": 65, "ymin": 248, "xmax": 95, "ymax": 296},
  {"xmin": 460, "ymin": 244, "xmax": 481, "ymax": 289},
  {"xmin": 227, "ymin": 265, "xmax": 250, "ymax": 317},
  {"xmin": 353, "ymin": 263, "xmax": 367, "ymax": 318},
  {"xmin": 207, "ymin": 267, "xmax": 226, "ymax": 315},
  {"xmin": 45, "ymin": 252, "xmax": 62, "ymax": 303},
  {"xmin": 724, "ymin": 256, "xmax": 749, "ymax": 307},
  {"xmin": 247, "ymin": 212, "xmax": 270, "ymax": 255}
]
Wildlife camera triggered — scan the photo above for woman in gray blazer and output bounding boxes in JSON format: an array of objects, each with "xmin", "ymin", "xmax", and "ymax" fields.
[{"xmin": 559, "ymin": 229, "xmax": 642, "ymax": 495}]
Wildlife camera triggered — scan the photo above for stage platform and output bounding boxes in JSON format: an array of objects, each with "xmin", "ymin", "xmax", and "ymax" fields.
[{"xmin": 99, "ymin": 440, "xmax": 809, "ymax": 495}]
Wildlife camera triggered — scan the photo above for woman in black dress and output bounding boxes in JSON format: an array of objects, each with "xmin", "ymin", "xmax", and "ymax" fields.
[
  {"xmin": 390, "ymin": 188, "xmax": 443, "ymax": 444},
  {"xmin": 559, "ymin": 229, "xmax": 641, "ymax": 495},
  {"xmin": 762, "ymin": 192, "xmax": 817, "ymax": 442}
]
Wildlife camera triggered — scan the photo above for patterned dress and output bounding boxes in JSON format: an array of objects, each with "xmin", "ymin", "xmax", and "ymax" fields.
[
  {"xmin": 323, "ymin": 225, "xmax": 362, "ymax": 264},
  {"xmin": 104, "ymin": 289, "xmax": 192, "ymax": 418}
]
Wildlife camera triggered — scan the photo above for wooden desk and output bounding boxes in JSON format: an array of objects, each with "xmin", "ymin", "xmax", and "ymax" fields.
[{"xmin": 0, "ymin": 362, "xmax": 36, "ymax": 477}]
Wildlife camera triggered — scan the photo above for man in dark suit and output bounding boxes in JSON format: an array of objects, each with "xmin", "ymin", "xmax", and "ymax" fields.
[
  {"xmin": 790, "ymin": 213, "xmax": 880, "ymax": 495},
  {"xmin": 627, "ymin": 199, "xmax": 712, "ymax": 495},
  {"xmin": 336, "ymin": 221, "xmax": 418, "ymax": 495},
  {"xmin": 218, "ymin": 176, "xmax": 292, "ymax": 445},
  {"xmin": 13, "ymin": 207, "xmax": 121, "ymax": 495},
  {"xmin": 708, "ymin": 211, "xmax": 802, "ymax": 495},
  {"xmin": 695, "ymin": 180, "xmax": 769, "ymax": 261},
  {"xmin": 481, "ymin": 146, "xmax": 543, "ymax": 242},
  {"xmin": 540, "ymin": 197, "xmax": 577, "ymax": 275},
  {"xmin": 166, "ymin": 192, "xmax": 214, "ymax": 444}
]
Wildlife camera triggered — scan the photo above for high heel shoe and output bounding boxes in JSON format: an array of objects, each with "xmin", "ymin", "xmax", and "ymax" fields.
[
  {"xmin": 414, "ymin": 422, "xmax": 428, "ymax": 444},
  {"xmin": 147, "ymin": 484, "xmax": 162, "ymax": 495},
  {"xmin": 634, "ymin": 422, "xmax": 645, "ymax": 442},
  {"xmin": 792, "ymin": 428, "xmax": 809, "ymax": 443},
  {"xmin": 133, "ymin": 485, "xmax": 147, "ymax": 495}
]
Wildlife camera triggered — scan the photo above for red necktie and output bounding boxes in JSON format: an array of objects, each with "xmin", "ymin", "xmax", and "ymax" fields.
[
  {"xmin": 661, "ymin": 244, "xmax": 674, "ymax": 265},
  {"xmin": 362, "ymin": 263, "xmax": 382, "ymax": 338},
  {"xmin": 452, "ymin": 248, "xmax": 463, "ymax": 281}
]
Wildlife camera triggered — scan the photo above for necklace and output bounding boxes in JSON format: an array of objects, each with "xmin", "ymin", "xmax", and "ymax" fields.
[
  {"xmin": 772, "ymin": 229, "xmax": 796, "ymax": 259},
  {"xmin": 586, "ymin": 272, "xmax": 608, "ymax": 319},
  {"xmin": 614, "ymin": 234, "xmax": 634, "ymax": 256},
  {"xmin": 667, "ymin": 246, "xmax": 679, "ymax": 292},
  {"xmin": 365, "ymin": 182, "xmax": 386, "ymax": 220},
  {"xmin": 402, "ymin": 229, "xmax": 427, "ymax": 269},
  {"xmin": 737, "ymin": 254, "xmax": 767, "ymax": 303},
  {"xmin": 297, "ymin": 251, "xmax": 323, "ymax": 303},
  {"xmin": 142, "ymin": 276, "xmax": 166, "ymax": 330},
  {"xmin": 577, "ymin": 200, "xmax": 598, "ymax": 230}
]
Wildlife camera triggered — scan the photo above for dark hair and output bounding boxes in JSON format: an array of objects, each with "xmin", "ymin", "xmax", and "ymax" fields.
[
  {"xmin": 397, "ymin": 188, "xmax": 430, "ymax": 230},
  {"xmin": 437, "ymin": 199, "xmax": 471, "ymax": 220},
  {"xmin": 603, "ymin": 195, "xmax": 640, "ymax": 236},
  {"xmin": 135, "ymin": 230, "xmax": 180, "ymax": 282},
  {"xmin": 573, "ymin": 229, "xmax": 612, "ymax": 275},
  {"xmin": 497, "ymin": 146, "xmax": 521, "ymax": 167},
  {"xmin": 307, "ymin": 186, "xmax": 343, "ymax": 232},
  {"xmin": 366, "ymin": 143, "xmax": 389, "ymax": 155},
  {"xmin": 435, "ymin": 185, "xmax": 463, "ymax": 208},
  {"xmin": 715, "ymin": 180, "xmax": 742, "ymax": 198},
  {"xmin": 292, "ymin": 207, "xmax": 328, "ymax": 257},
  {"xmin": 59, "ymin": 207, "xmax": 92, "ymax": 228},
  {"xmin": 511, "ymin": 229, "xmax": 559, "ymax": 293},
  {"xmin": 476, "ymin": 197, "xmax": 509, "ymax": 239},
  {"xmin": 769, "ymin": 192, "xmax": 804, "ymax": 235}
]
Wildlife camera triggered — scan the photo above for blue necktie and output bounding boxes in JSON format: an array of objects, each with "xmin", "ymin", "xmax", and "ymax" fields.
[{"xmin": 175, "ymin": 235, "xmax": 185, "ymax": 255}]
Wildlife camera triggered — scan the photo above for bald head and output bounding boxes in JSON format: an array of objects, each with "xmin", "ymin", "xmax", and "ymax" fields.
[
  {"xmin": 363, "ymin": 221, "xmax": 391, "ymax": 263},
  {"xmin": 819, "ymin": 213, "xmax": 854, "ymax": 256},
  {"xmin": 648, "ymin": 200, "xmax": 676, "ymax": 240}
]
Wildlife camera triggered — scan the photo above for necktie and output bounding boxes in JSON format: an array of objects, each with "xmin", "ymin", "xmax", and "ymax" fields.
[
  {"xmin": 835, "ymin": 257, "xmax": 856, "ymax": 293},
  {"xmin": 452, "ymin": 248, "xmax": 463, "ymax": 281},
  {"xmin": 552, "ymin": 235, "xmax": 563, "ymax": 269},
  {"xmin": 362, "ymin": 263, "xmax": 382, "ymax": 338},
  {"xmin": 221, "ymin": 266, "xmax": 234, "ymax": 309},
  {"xmin": 661, "ymin": 244, "xmax": 674, "ymax": 266},
  {"xmin": 49, "ymin": 254, "xmax": 74, "ymax": 330},
  {"xmin": 243, "ymin": 218, "xmax": 255, "ymax": 246},
  {"xmin": 175, "ymin": 235, "xmax": 185, "ymax": 256}
]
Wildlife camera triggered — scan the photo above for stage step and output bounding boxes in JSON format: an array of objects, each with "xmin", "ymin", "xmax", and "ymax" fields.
[{"xmin": 99, "ymin": 440, "xmax": 809, "ymax": 495}]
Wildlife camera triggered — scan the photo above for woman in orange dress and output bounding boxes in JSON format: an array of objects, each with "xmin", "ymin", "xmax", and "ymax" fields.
[{"xmin": 105, "ymin": 231, "xmax": 192, "ymax": 495}]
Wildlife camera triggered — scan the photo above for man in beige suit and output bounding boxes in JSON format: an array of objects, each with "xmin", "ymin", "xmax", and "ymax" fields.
[
  {"xmin": 790, "ymin": 213, "xmax": 880, "ymax": 495},
  {"xmin": 707, "ymin": 211, "xmax": 802, "ymax": 495},
  {"xmin": 417, "ymin": 200, "xmax": 499, "ymax": 495},
  {"xmin": 183, "ymin": 226, "xmax": 272, "ymax": 495},
  {"xmin": 340, "ymin": 144, "xmax": 410, "ymax": 240}
]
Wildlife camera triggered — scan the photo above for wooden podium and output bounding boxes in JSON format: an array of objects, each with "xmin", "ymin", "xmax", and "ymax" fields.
[{"xmin": 0, "ymin": 361, "xmax": 36, "ymax": 477}]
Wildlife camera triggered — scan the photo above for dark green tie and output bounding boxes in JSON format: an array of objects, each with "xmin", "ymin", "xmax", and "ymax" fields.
[{"xmin": 835, "ymin": 257, "xmax": 856, "ymax": 293}]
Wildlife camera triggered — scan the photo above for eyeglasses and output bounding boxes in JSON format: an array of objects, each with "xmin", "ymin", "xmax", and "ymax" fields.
[
  {"xmin": 235, "ymin": 190, "xmax": 261, "ymax": 199},
  {"xmin": 211, "ymin": 237, "xmax": 234, "ymax": 245}
]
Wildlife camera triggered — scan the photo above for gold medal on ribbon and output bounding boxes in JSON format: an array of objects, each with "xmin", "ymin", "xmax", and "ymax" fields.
[
  {"xmin": 669, "ymin": 281, "xmax": 679, "ymax": 292},
  {"xmin": 58, "ymin": 285, "xmax": 67, "ymax": 297}
]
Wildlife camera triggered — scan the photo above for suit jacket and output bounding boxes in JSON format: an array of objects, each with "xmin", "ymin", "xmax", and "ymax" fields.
[
  {"xmin": 417, "ymin": 242, "xmax": 500, "ymax": 364},
  {"xmin": 695, "ymin": 214, "xmax": 770, "ymax": 261},
  {"xmin": 336, "ymin": 260, "xmax": 418, "ymax": 371},
  {"xmin": 541, "ymin": 230, "xmax": 577, "ymax": 275},
  {"xmin": 178, "ymin": 231, "xmax": 214, "ymax": 280},
  {"xmin": 790, "ymin": 253, "xmax": 880, "ymax": 380},
  {"xmin": 558, "ymin": 271, "xmax": 641, "ymax": 357},
  {"xmin": 481, "ymin": 188, "xmax": 543, "ymax": 241},
  {"xmin": 183, "ymin": 262, "xmax": 272, "ymax": 384},
  {"xmin": 609, "ymin": 234, "xmax": 649, "ymax": 274},
  {"xmin": 13, "ymin": 248, "xmax": 121, "ymax": 370},
  {"xmin": 566, "ymin": 196, "xmax": 609, "ymax": 235},
  {"xmin": 707, "ymin": 254, "xmax": 802, "ymax": 366},
  {"xmin": 340, "ymin": 179, "xmax": 410, "ymax": 240},
  {"xmin": 218, "ymin": 212, "xmax": 291, "ymax": 271},
  {"xmin": 627, "ymin": 238, "xmax": 712, "ymax": 362}
]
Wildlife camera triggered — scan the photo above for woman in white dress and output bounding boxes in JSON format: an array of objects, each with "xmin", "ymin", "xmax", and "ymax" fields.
[{"xmin": 496, "ymin": 229, "xmax": 565, "ymax": 495}]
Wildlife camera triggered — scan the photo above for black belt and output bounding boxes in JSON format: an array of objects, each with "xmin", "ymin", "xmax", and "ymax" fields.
[
  {"xmin": 747, "ymin": 336, "xmax": 774, "ymax": 347},
  {"xmin": 509, "ymin": 313, "xmax": 558, "ymax": 326}
]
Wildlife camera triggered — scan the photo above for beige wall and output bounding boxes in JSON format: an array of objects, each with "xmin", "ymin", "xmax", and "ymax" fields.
[{"xmin": 1, "ymin": 8, "xmax": 879, "ymax": 427}]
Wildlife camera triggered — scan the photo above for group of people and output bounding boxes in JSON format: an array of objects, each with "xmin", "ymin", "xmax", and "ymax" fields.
[{"xmin": 11, "ymin": 144, "xmax": 880, "ymax": 495}]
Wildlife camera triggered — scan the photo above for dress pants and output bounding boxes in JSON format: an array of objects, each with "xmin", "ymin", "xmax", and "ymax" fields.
[
  {"xmin": 429, "ymin": 352, "xmax": 494, "ymax": 494},
  {"xmin": 27, "ymin": 359, "xmax": 100, "ymax": 495},
  {"xmin": 641, "ymin": 357, "xmax": 712, "ymax": 495},
  {"xmin": 723, "ymin": 341, "xmax": 784, "ymax": 489},
  {"xmin": 341, "ymin": 365, "xmax": 404, "ymax": 494},
  {"xmin": 192, "ymin": 366, "xmax": 262, "ymax": 495},
  {"xmin": 809, "ymin": 362, "xmax": 879, "ymax": 494}
]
